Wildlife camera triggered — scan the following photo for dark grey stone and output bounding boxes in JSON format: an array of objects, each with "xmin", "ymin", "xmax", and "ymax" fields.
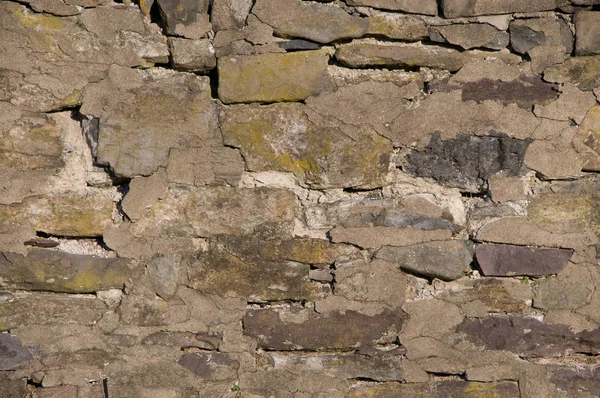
[
  {"xmin": 510, "ymin": 24, "xmax": 546, "ymax": 54},
  {"xmin": 377, "ymin": 209, "xmax": 461, "ymax": 232},
  {"xmin": 460, "ymin": 78, "xmax": 559, "ymax": 109},
  {"xmin": 0, "ymin": 334, "xmax": 33, "ymax": 371},
  {"xmin": 277, "ymin": 39, "xmax": 322, "ymax": 51},
  {"xmin": 178, "ymin": 352, "xmax": 238, "ymax": 378},
  {"xmin": 475, "ymin": 244, "xmax": 573, "ymax": 276},
  {"xmin": 404, "ymin": 133, "xmax": 531, "ymax": 192}
]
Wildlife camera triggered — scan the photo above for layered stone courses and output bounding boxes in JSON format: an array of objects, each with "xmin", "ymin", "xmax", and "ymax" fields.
[{"xmin": 2, "ymin": 0, "xmax": 600, "ymax": 395}]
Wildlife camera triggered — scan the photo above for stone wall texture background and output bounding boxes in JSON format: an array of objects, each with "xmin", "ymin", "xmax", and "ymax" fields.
[{"xmin": 3, "ymin": 0, "xmax": 600, "ymax": 396}]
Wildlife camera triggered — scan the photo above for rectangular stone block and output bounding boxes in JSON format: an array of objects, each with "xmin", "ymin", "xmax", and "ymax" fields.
[{"xmin": 476, "ymin": 243, "xmax": 573, "ymax": 277}]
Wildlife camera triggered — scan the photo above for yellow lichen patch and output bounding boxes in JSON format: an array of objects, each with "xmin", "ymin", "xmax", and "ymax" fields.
[
  {"xmin": 15, "ymin": 6, "xmax": 67, "ymax": 31},
  {"xmin": 527, "ymin": 193, "xmax": 599, "ymax": 235},
  {"xmin": 61, "ymin": 90, "xmax": 82, "ymax": 108}
]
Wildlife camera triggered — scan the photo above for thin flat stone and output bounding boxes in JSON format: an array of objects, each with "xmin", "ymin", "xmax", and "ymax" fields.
[{"xmin": 476, "ymin": 244, "xmax": 573, "ymax": 276}]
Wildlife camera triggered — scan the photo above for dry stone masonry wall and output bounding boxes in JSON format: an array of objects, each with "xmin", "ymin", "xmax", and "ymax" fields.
[{"xmin": 3, "ymin": 0, "xmax": 600, "ymax": 396}]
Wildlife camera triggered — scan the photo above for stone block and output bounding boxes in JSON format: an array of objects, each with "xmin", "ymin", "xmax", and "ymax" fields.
[
  {"xmin": 575, "ymin": 11, "xmax": 600, "ymax": 55},
  {"xmin": 476, "ymin": 244, "xmax": 573, "ymax": 276}
]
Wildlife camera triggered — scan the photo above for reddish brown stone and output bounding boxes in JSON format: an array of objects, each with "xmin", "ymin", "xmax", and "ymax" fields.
[
  {"xmin": 460, "ymin": 77, "xmax": 559, "ymax": 109},
  {"xmin": 551, "ymin": 368, "xmax": 600, "ymax": 396},
  {"xmin": 475, "ymin": 244, "xmax": 573, "ymax": 276},
  {"xmin": 178, "ymin": 352, "xmax": 238, "ymax": 379},
  {"xmin": 243, "ymin": 307, "xmax": 406, "ymax": 351}
]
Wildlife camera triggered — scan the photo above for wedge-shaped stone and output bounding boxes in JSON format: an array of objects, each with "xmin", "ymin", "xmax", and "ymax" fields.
[
  {"xmin": 330, "ymin": 226, "xmax": 452, "ymax": 250},
  {"xmin": 458, "ymin": 315, "xmax": 600, "ymax": 358},
  {"xmin": 346, "ymin": 0, "xmax": 437, "ymax": 15},
  {"xmin": 544, "ymin": 55, "xmax": 600, "ymax": 91},
  {"xmin": 0, "ymin": 293, "xmax": 107, "ymax": 331},
  {"xmin": 347, "ymin": 381, "xmax": 519, "ymax": 397},
  {"xmin": 221, "ymin": 103, "xmax": 391, "ymax": 189},
  {"xmin": 253, "ymin": 0, "xmax": 368, "ymax": 44},
  {"xmin": 243, "ymin": 306, "xmax": 406, "ymax": 350},
  {"xmin": 442, "ymin": 0, "xmax": 563, "ymax": 18},
  {"xmin": 0, "ymin": 249, "xmax": 134, "ymax": 293},
  {"xmin": 387, "ymin": 90, "xmax": 540, "ymax": 148},
  {"xmin": 430, "ymin": 23, "xmax": 509, "ymax": 50},
  {"xmin": 218, "ymin": 50, "xmax": 331, "ymax": 103},
  {"xmin": 335, "ymin": 42, "xmax": 520, "ymax": 72},
  {"xmin": 81, "ymin": 65, "xmax": 217, "ymax": 178},
  {"xmin": 476, "ymin": 244, "xmax": 572, "ymax": 276},
  {"xmin": 377, "ymin": 240, "xmax": 473, "ymax": 281},
  {"xmin": 187, "ymin": 240, "xmax": 325, "ymax": 301},
  {"xmin": 128, "ymin": 186, "xmax": 296, "ymax": 239},
  {"xmin": 0, "ymin": 3, "xmax": 168, "ymax": 112}
]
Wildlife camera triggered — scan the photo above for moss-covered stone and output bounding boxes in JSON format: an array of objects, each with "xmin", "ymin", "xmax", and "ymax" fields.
[
  {"xmin": 0, "ymin": 249, "xmax": 135, "ymax": 293},
  {"xmin": 220, "ymin": 103, "xmax": 392, "ymax": 189},
  {"xmin": 217, "ymin": 50, "xmax": 332, "ymax": 103},
  {"xmin": 544, "ymin": 55, "xmax": 600, "ymax": 91}
]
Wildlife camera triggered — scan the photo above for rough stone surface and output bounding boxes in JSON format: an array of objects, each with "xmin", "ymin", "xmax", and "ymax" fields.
[
  {"xmin": 335, "ymin": 42, "xmax": 520, "ymax": 72},
  {"xmin": 476, "ymin": 244, "xmax": 573, "ymax": 276},
  {"xmin": 221, "ymin": 103, "xmax": 392, "ymax": 189},
  {"xmin": 405, "ymin": 134, "xmax": 531, "ymax": 192},
  {"xmin": 243, "ymin": 307, "xmax": 406, "ymax": 350},
  {"xmin": 488, "ymin": 174, "xmax": 527, "ymax": 202},
  {"xmin": 211, "ymin": 0, "xmax": 253, "ymax": 31},
  {"xmin": 155, "ymin": 0, "xmax": 211, "ymax": 38},
  {"xmin": 543, "ymin": 55, "xmax": 600, "ymax": 91},
  {"xmin": 347, "ymin": 381, "xmax": 518, "ymax": 398},
  {"xmin": 253, "ymin": 0, "xmax": 368, "ymax": 44},
  {"xmin": 81, "ymin": 65, "xmax": 218, "ymax": 178},
  {"xmin": 347, "ymin": 0, "xmax": 437, "ymax": 15},
  {"xmin": 574, "ymin": 11, "xmax": 600, "ymax": 55},
  {"xmin": 442, "ymin": 0, "xmax": 563, "ymax": 17},
  {"xmin": 430, "ymin": 23, "xmax": 509, "ymax": 50},
  {"xmin": 330, "ymin": 226, "xmax": 453, "ymax": 249},
  {"xmin": 376, "ymin": 240, "xmax": 473, "ymax": 281},
  {"xmin": 366, "ymin": 12, "xmax": 428, "ymax": 41},
  {"xmin": 0, "ymin": 333, "xmax": 33, "ymax": 370},
  {"xmin": 0, "ymin": 249, "xmax": 134, "ymax": 293},
  {"xmin": 218, "ymin": 50, "xmax": 332, "ymax": 103},
  {"xmin": 168, "ymin": 38, "xmax": 216, "ymax": 72},
  {"xmin": 166, "ymin": 145, "xmax": 244, "ymax": 187}
]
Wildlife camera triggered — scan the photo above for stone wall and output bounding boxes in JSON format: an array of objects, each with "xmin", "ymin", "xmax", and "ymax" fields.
[{"xmin": 2, "ymin": 0, "xmax": 600, "ymax": 396}]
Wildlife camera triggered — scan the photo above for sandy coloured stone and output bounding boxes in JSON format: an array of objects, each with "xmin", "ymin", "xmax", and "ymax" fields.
[
  {"xmin": 442, "ymin": 0, "xmax": 564, "ymax": 18},
  {"xmin": 401, "ymin": 299, "xmax": 464, "ymax": 340},
  {"xmin": 335, "ymin": 42, "xmax": 521, "ymax": 72},
  {"xmin": 253, "ymin": 0, "xmax": 368, "ymax": 44},
  {"xmin": 258, "ymin": 238, "xmax": 357, "ymax": 266},
  {"xmin": 488, "ymin": 174, "xmax": 526, "ymax": 202},
  {"xmin": 218, "ymin": 50, "xmax": 332, "ymax": 103},
  {"xmin": 211, "ymin": 0, "xmax": 253, "ymax": 30},
  {"xmin": 543, "ymin": 55, "xmax": 600, "ymax": 91},
  {"xmin": 533, "ymin": 83, "xmax": 596, "ymax": 125},
  {"xmin": 386, "ymin": 90, "xmax": 540, "ymax": 147},
  {"xmin": 524, "ymin": 140, "xmax": 582, "ymax": 179},
  {"xmin": 376, "ymin": 240, "xmax": 473, "ymax": 281},
  {"xmin": 128, "ymin": 186, "xmax": 296, "ymax": 238},
  {"xmin": 117, "ymin": 294, "xmax": 190, "ymax": 326},
  {"xmin": 155, "ymin": 0, "xmax": 211, "ymax": 38},
  {"xmin": 166, "ymin": 145, "xmax": 244, "ymax": 187},
  {"xmin": 574, "ymin": 11, "xmax": 600, "ymax": 55},
  {"xmin": 81, "ymin": 65, "xmax": 218, "ymax": 178},
  {"xmin": 346, "ymin": 0, "xmax": 437, "ymax": 15},
  {"xmin": 330, "ymin": 226, "xmax": 452, "ymax": 249},
  {"xmin": 0, "ymin": 249, "xmax": 135, "ymax": 293},
  {"xmin": 243, "ymin": 306, "xmax": 406, "ymax": 350},
  {"xmin": 476, "ymin": 244, "xmax": 573, "ymax": 276},
  {"xmin": 576, "ymin": 105, "xmax": 600, "ymax": 171},
  {"xmin": 168, "ymin": 38, "xmax": 216, "ymax": 72},
  {"xmin": 366, "ymin": 12, "xmax": 428, "ymax": 41},
  {"xmin": 221, "ymin": 103, "xmax": 392, "ymax": 189},
  {"xmin": 178, "ymin": 352, "xmax": 239, "ymax": 380},
  {"xmin": 430, "ymin": 23, "xmax": 509, "ymax": 50},
  {"xmin": 122, "ymin": 169, "xmax": 168, "ymax": 221}
]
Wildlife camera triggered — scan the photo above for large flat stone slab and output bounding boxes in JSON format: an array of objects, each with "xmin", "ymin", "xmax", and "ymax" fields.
[
  {"xmin": 346, "ymin": 0, "xmax": 437, "ymax": 15},
  {"xmin": 476, "ymin": 244, "xmax": 573, "ymax": 276},
  {"xmin": 330, "ymin": 226, "xmax": 453, "ymax": 250},
  {"xmin": 441, "ymin": 0, "xmax": 563, "ymax": 18},
  {"xmin": 575, "ymin": 11, "xmax": 600, "ymax": 56},
  {"xmin": 243, "ymin": 307, "xmax": 406, "ymax": 350}
]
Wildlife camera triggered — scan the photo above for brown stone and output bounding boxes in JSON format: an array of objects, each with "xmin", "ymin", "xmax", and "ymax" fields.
[
  {"xmin": 253, "ymin": 0, "xmax": 368, "ymax": 44},
  {"xmin": 430, "ymin": 23, "xmax": 509, "ymax": 50},
  {"xmin": 376, "ymin": 240, "xmax": 473, "ymax": 281},
  {"xmin": 31, "ymin": 385, "xmax": 78, "ymax": 398},
  {"xmin": 155, "ymin": 0, "xmax": 211, "ymax": 38},
  {"xmin": 442, "ymin": 0, "xmax": 563, "ymax": 18},
  {"xmin": 166, "ymin": 145, "xmax": 244, "ymax": 187},
  {"xmin": 0, "ymin": 249, "xmax": 134, "ymax": 293},
  {"xmin": 117, "ymin": 295, "xmax": 190, "ymax": 326},
  {"xmin": 330, "ymin": 226, "xmax": 453, "ymax": 250},
  {"xmin": 575, "ymin": 11, "xmax": 600, "ymax": 55},
  {"xmin": 533, "ymin": 83, "xmax": 596, "ymax": 125},
  {"xmin": 475, "ymin": 244, "xmax": 573, "ymax": 276},
  {"xmin": 178, "ymin": 352, "xmax": 238, "ymax": 380},
  {"xmin": 366, "ymin": 12, "xmax": 428, "ymax": 41},
  {"xmin": 551, "ymin": 368, "xmax": 600, "ymax": 396},
  {"xmin": 347, "ymin": 381, "xmax": 519, "ymax": 397},
  {"xmin": 346, "ymin": 0, "xmax": 437, "ymax": 15},
  {"xmin": 459, "ymin": 77, "xmax": 559, "ymax": 109},
  {"xmin": 258, "ymin": 238, "xmax": 356, "ymax": 267},
  {"xmin": 243, "ymin": 307, "xmax": 406, "ymax": 350},
  {"xmin": 0, "ymin": 333, "xmax": 33, "ymax": 370},
  {"xmin": 218, "ymin": 50, "xmax": 332, "ymax": 104},
  {"xmin": 335, "ymin": 42, "xmax": 520, "ymax": 72},
  {"xmin": 544, "ymin": 55, "xmax": 600, "ymax": 91},
  {"xmin": 168, "ymin": 38, "xmax": 216, "ymax": 72}
]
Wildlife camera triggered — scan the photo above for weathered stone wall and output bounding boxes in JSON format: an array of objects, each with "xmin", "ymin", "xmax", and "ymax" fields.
[{"xmin": 2, "ymin": 0, "xmax": 600, "ymax": 396}]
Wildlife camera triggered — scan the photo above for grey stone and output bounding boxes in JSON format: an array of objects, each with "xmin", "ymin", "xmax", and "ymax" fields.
[
  {"xmin": 211, "ymin": 0, "xmax": 253, "ymax": 31},
  {"xmin": 346, "ymin": 0, "xmax": 437, "ymax": 15},
  {"xmin": 253, "ymin": 0, "xmax": 368, "ymax": 44},
  {"xmin": 550, "ymin": 368, "xmax": 600, "ymax": 396},
  {"xmin": 544, "ymin": 55, "xmax": 600, "ymax": 91},
  {"xmin": 309, "ymin": 269, "xmax": 334, "ymax": 282},
  {"xmin": 122, "ymin": 169, "xmax": 168, "ymax": 221},
  {"xmin": 166, "ymin": 145, "xmax": 244, "ymax": 187},
  {"xmin": 156, "ymin": 0, "xmax": 211, "ymax": 38},
  {"xmin": 458, "ymin": 77, "xmax": 559, "ymax": 109},
  {"xmin": 376, "ymin": 240, "xmax": 473, "ymax": 281},
  {"xmin": 168, "ymin": 38, "xmax": 216, "ymax": 72},
  {"xmin": 0, "ymin": 333, "xmax": 33, "ymax": 370},
  {"xmin": 404, "ymin": 134, "xmax": 531, "ymax": 192},
  {"xmin": 475, "ymin": 244, "xmax": 573, "ymax": 276},
  {"xmin": 178, "ymin": 352, "xmax": 239, "ymax": 380},
  {"xmin": 330, "ymin": 226, "xmax": 453, "ymax": 250},
  {"xmin": 442, "ymin": 0, "xmax": 564, "ymax": 18},
  {"xmin": 277, "ymin": 39, "xmax": 322, "ymax": 51},
  {"xmin": 117, "ymin": 294, "xmax": 190, "ymax": 326},
  {"xmin": 575, "ymin": 11, "xmax": 600, "ymax": 55},
  {"xmin": 147, "ymin": 254, "xmax": 182, "ymax": 299},
  {"xmin": 366, "ymin": 13, "xmax": 428, "ymax": 41},
  {"xmin": 430, "ymin": 23, "xmax": 509, "ymax": 50},
  {"xmin": 243, "ymin": 307, "xmax": 406, "ymax": 350}
]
